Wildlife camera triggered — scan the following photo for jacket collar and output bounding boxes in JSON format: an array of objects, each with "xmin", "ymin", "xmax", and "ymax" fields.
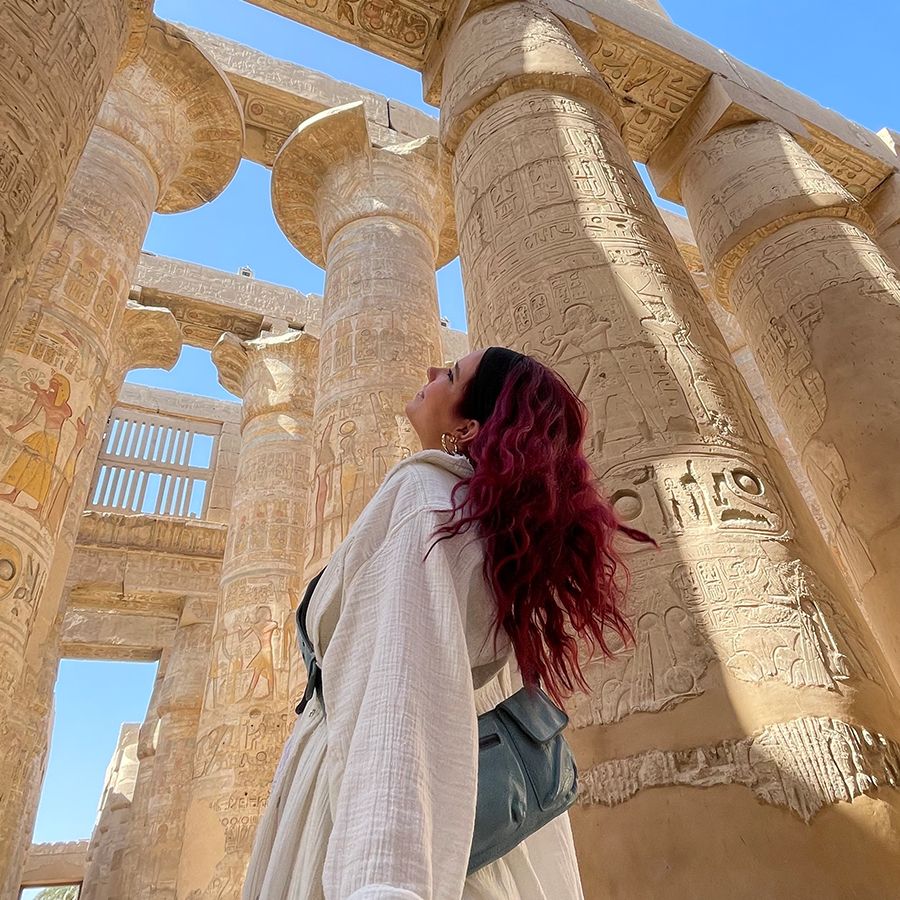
[{"xmin": 382, "ymin": 448, "xmax": 474, "ymax": 486}]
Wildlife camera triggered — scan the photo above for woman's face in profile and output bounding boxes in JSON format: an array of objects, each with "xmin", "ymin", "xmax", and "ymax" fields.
[{"xmin": 405, "ymin": 349, "xmax": 485, "ymax": 450}]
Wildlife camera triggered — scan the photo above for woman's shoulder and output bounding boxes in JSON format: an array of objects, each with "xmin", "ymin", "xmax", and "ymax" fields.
[
  {"xmin": 378, "ymin": 449, "xmax": 473, "ymax": 517},
  {"xmin": 334, "ymin": 450, "xmax": 472, "ymax": 567}
]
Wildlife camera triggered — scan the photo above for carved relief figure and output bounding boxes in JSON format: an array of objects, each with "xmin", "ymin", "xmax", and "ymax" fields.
[
  {"xmin": 240, "ymin": 605, "xmax": 278, "ymax": 700},
  {"xmin": 803, "ymin": 436, "xmax": 876, "ymax": 588},
  {"xmin": 44, "ymin": 405, "xmax": 92, "ymax": 536},
  {"xmin": 338, "ymin": 419, "xmax": 366, "ymax": 536},
  {"xmin": 306, "ymin": 413, "xmax": 337, "ymax": 568},
  {"xmin": 0, "ymin": 373, "xmax": 73, "ymax": 514}
]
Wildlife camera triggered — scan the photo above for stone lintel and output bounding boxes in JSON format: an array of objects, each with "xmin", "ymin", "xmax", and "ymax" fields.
[
  {"xmin": 182, "ymin": 25, "xmax": 436, "ymax": 166},
  {"xmin": 562, "ymin": 0, "xmax": 896, "ymax": 195},
  {"xmin": 75, "ymin": 511, "xmax": 227, "ymax": 558},
  {"xmin": 21, "ymin": 840, "xmax": 90, "ymax": 888},
  {"xmin": 866, "ymin": 134, "xmax": 900, "ymax": 233},
  {"xmin": 238, "ymin": 1, "xmax": 896, "ymax": 201},
  {"xmin": 132, "ymin": 252, "xmax": 323, "ymax": 346},
  {"xmin": 867, "ymin": 174, "xmax": 900, "ymax": 234},
  {"xmin": 60, "ymin": 607, "xmax": 177, "ymax": 662},
  {"xmin": 116, "ymin": 382, "xmax": 242, "ymax": 426},
  {"xmin": 647, "ymin": 74, "xmax": 808, "ymax": 202}
]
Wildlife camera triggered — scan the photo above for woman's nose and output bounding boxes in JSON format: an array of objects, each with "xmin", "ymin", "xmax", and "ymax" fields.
[{"xmin": 426, "ymin": 366, "xmax": 438, "ymax": 382}]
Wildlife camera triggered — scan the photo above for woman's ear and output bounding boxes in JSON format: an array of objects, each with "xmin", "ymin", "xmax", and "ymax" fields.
[{"xmin": 456, "ymin": 419, "xmax": 480, "ymax": 446}]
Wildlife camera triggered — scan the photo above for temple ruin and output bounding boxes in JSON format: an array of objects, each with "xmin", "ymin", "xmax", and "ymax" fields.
[{"xmin": 2, "ymin": 0, "xmax": 900, "ymax": 896}]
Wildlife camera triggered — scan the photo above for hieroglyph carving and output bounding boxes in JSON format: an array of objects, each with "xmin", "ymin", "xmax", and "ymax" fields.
[
  {"xmin": 0, "ymin": 20, "xmax": 242, "ymax": 895},
  {"xmin": 0, "ymin": 0, "xmax": 145, "ymax": 351},
  {"xmin": 579, "ymin": 716, "xmax": 900, "ymax": 823},
  {"xmin": 272, "ymin": 103, "xmax": 446, "ymax": 577},
  {"xmin": 246, "ymin": 0, "xmax": 437, "ymax": 68},
  {"xmin": 679, "ymin": 121, "xmax": 900, "ymax": 678},
  {"xmin": 442, "ymin": 3, "xmax": 890, "ymax": 745},
  {"xmin": 179, "ymin": 331, "xmax": 317, "ymax": 897}
]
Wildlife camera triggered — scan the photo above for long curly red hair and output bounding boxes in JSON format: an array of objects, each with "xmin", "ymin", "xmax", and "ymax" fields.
[{"xmin": 429, "ymin": 353, "xmax": 655, "ymax": 705}]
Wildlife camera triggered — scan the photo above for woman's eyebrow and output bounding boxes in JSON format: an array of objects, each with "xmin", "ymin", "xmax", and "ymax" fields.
[{"xmin": 454, "ymin": 361, "xmax": 460, "ymax": 380}]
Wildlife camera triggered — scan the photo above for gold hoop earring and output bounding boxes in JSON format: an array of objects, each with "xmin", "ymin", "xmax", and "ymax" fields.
[{"xmin": 441, "ymin": 432, "xmax": 460, "ymax": 455}]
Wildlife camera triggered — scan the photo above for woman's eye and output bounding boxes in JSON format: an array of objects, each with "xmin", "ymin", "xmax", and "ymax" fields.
[{"xmin": 447, "ymin": 368, "xmax": 453, "ymax": 381}]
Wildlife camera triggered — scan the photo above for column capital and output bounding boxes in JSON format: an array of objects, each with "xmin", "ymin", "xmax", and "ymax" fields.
[
  {"xmin": 438, "ymin": 1, "xmax": 623, "ymax": 155},
  {"xmin": 653, "ymin": 79, "xmax": 874, "ymax": 300},
  {"xmin": 100, "ymin": 18, "xmax": 244, "ymax": 214},
  {"xmin": 648, "ymin": 74, "xmax": 809, "ymax": 203},
  {"xmin": 211, "ymin": 329, "xmax": 319, "ymax": 423},
  {"xmin": 271, "ymin": 101, "xmax": 453, "ymax": 267},
  {"xmin": 108, "ymin": 301, "xmax": 181, "ymax": 390},
  {"xmin": 117, "ymin": 0, "xmax": 155, "ymax": 72},
  {"xmin": 867, "ymin": 172, "xmax": 900, "ymax": 234},
  {"xmin": 870, "ymin": 129, "xmax": 900, "ymax": 232}
]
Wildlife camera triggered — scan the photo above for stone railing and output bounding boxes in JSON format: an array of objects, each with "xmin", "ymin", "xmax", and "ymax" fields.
[{"xmin": 85, "ymin": 384, "xmax": 241, "ymax": 524}]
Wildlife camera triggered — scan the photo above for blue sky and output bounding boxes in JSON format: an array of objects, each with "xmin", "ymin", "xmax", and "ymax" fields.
[{"xmin": 29, "ymin": 0, "xmax": 899, "ymax": 874}]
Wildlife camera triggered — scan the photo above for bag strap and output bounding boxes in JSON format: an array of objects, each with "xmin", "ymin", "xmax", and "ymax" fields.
[{"xmin": 295, "ymin": 567, "xmax": 327, "ymax": 716}]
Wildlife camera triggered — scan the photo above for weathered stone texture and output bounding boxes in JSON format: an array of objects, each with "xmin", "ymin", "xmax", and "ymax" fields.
[
  {"xmin": 272, "ymin": 102, "xmax": 448, "ymax": 579},
  {"xmin": 5, "ymin": 3, "xmax": 900, "ymax": 898},
  {"xmin": 178, "ymin": 330, "xmax": 318, "ymax": 896},
  {"xmin": 664, "ymin": 106, "xmax": 900, "ymax": 683},
  {"xmin": 440, "ymin": 3, "xmax": 900, "ymax": 895},
  {"xmin": 0, "ymin": 20, "xmax": 242, "ymax": 894},
  {"xmin": 0, "ymin": 1, "xmax": 152, "ymax": 353},
  {"xmin": 80, "ymin": 724, "xmax": 141, "ymax": 900},
  {"xmin": 21, "ymin": 840, "xmax": 89, "ymax": 889}
]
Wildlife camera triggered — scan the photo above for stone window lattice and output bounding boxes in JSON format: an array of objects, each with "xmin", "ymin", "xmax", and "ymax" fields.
[{"xmin": 88, "ymin": 406, "xmax": 221, "ymax": 519}]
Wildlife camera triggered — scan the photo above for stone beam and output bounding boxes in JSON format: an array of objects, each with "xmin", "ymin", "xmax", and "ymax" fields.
[
  {"xmin": 60, "ymin": 608, "xmax": 177, "ymax": 662},
  {"xmin": 73, "ymin": 514, "xmax": 228, "ymax": 563},
  {"xmin": 132, "ymin": 253, "xmax": 470, "ymax": 355},
  {"xmin": 116, "ymin": 382, "xmax": 242, "ymax": 426},
  {"xmin": 236, "ymin": 0, "xmax": 897, "ymax": 200},
  {"xmin": 182, "ymin": 26, "xmax": 437, "ymax": 166},
  {"xmin": 21, "ymin": 840, "xmax": 89, "ymax": 888},
  {"xmin": 132, "ymin": 252, "xmax": 323, "ymax": 347}
]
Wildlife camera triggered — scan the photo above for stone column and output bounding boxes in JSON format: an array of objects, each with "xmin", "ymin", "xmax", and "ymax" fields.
[
  {"xmin": 117, "ymin": 600, "xmax": 214, "ymax": 899},
  {"xmin": 0, "ymin": 303, "xmax": 179, "ymax": 900},
  {"xmin": 647, "ymin": 75, "xmax": 900, "ymax": 678},
  {"xmin": 271, "ymin": 102, "xmax": 449, "ymax": 578},
  {"xmin": 440, "ymin": 4, "xmax": 900, "ymax": 896},
  {"xmin": 868, "ymin": 130, "xmax": 900, "ymax": 271},
  {"xmin": 80, "ymin": 724, "xmax": 141, "ymax": 900},
  {"xmin": 0, "ymin": 0, "xmax": 153, "ymax": 352},
  {"xmin": 0, "ymin": 21, "xmax": 242, "ymax": 893},
  {"xmin": 177, "ymin": 329, "xmax": 318, "ymax": 899},
  {"xmin": 870, "ymin": 178, "xmax": 900, "ymax": 270},
  {"xmin": 114, "ymin": 659, "xmax": 168, "ymax": 900}
]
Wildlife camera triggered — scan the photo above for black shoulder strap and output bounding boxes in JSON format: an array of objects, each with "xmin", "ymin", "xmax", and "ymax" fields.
[{"xmin": 295, "ymin": 567, "xmax": 327, "ymax": 716}]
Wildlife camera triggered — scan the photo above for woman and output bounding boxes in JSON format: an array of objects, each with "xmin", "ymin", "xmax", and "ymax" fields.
[{"xmin": 244, "ymin": 347, "xmax": 651, "ymax": 899}]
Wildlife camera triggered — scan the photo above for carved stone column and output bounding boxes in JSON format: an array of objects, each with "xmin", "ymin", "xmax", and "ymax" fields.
[
  {"xmin": 271, "ymin": 102, "xmax": 449, "ymax": 577},
  {"xmin": 116, "ymin": 600, "xmax": 214, "ymax": 899},
  {"xmin": 113, "ymin": 660, "xmax": 168, "ymax": 900},
  {"xmin": 178, "ymin": 329, "xmax": 318, "ymax": 898},
  {"xmin": 80, "ymin": 724, "xmax": 141, "ymax": 900},
  {"xmin": 867, "ymin": 134, "xmax": 900, "ymax": 271},
  {"xmin": 0, "ymin": 21, "xmax": 241, "ymax": 893},
  {"xmin": 648, "ymin": 75, "xmax": 900, "ymax": 679},
  {"xmin": 0, "ymin": 0, "xmax": 153, "ymax": 352},
  {"xmin": 441, "ymin": 4, "xmax": 900, "ymax": 896}
]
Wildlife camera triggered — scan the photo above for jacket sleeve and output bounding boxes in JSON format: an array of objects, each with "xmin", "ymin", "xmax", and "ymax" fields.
[{"xmin": 320, "ymin": 508, "xmax": 478, "ymax": 900}]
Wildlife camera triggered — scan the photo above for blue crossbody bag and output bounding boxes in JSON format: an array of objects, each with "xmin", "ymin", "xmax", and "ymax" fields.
[{"xmin": 295, "ymin": 568, "xmax": 578, "ymax": 875}]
